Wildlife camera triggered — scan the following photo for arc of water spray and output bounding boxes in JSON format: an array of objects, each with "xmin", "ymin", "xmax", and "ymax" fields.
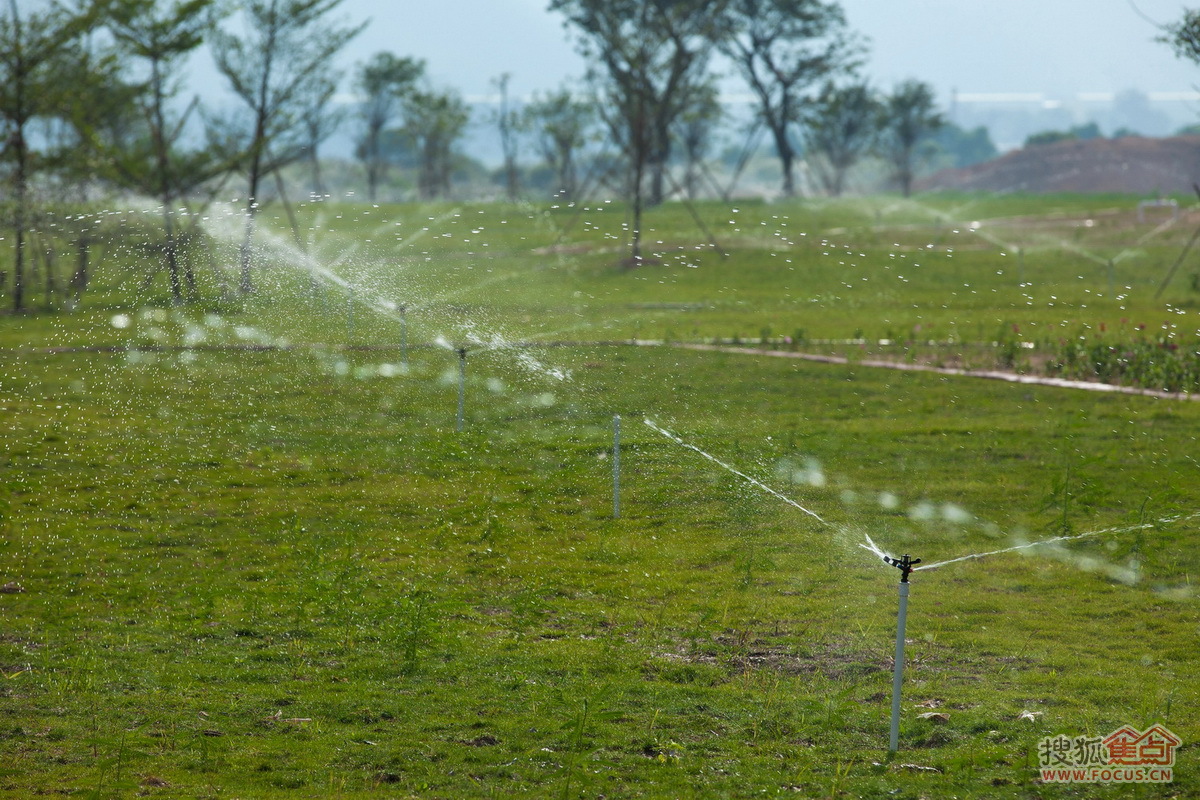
[
  {"xmin": 909, "ymin": 510, "xmax": 1200, "ymax": 572},
  {"xmin": 643, "ymin": 419, "xmax": 828, "ymax": 525},
  {"xmin": 911, "ymin": 199, "xmax": 1142, "ymax": 278},
  {"xmin": 645, "ymin": 417, "xmax": 1195, "ymax": 580}
]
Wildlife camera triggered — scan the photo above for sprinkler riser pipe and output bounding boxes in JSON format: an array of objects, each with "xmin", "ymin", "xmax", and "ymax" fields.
[
  {"xmin": 400, "ymin": 309, "xmax": 408, "ymax": 365},
  {"xmin": 456, "ymin": 349, "xmax": 466, "ymax": 432},
  {"xmin": 889, "ymin": 581, "xmax": 910, "ymax": 752},
  {"xmin": 613, "ymin": 415, "xmax": 621, "ymax": 518}
]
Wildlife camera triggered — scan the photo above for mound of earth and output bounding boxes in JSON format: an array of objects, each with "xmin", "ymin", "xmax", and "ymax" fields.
[{"xmin": 918, "ymin": 135, "xmax": 1200, "ymax": 194}]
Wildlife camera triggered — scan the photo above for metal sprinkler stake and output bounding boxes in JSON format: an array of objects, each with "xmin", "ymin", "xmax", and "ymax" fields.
[
  {"xmin": 886, "ymin": 553, "xmax": 921, "ymax": 752},
  {"xmin": 612, "ymin": 415, "xmax": 621, "ymax": 518},
  {"xmin": 399, "ymin": 305, "xmax": 408, "ymax": 366},
  {"xmin": 456, "ymin": 347, "xmax": 467, "ymax": 431}
]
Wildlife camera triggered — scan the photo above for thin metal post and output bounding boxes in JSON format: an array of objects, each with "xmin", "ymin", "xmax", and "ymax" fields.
[
  {"xmin": 613, "ymin": 415, "xmax": 621, "ymax": 518},
  {"xmin": 347, "ymin": 286, "xmax": 355, "ymax": 340},
  {"xmin": 889, "ymin": 580, "xmax": 910, "ymax": 752},
  {"xmin": 883, "ymin": 553, "xmax": 919, "ymax": 753},
  {"xmin": 400, "ymin": 306, "xmax": 408, "ymax": 366},
  {"xmin": 456, "ymin": 348, "xmax": 466, "ymax": 431}
]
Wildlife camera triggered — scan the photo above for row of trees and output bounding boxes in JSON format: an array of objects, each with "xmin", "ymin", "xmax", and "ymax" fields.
[
  {"xmin": 545, "ymin": 0, "xmax": 946, "ymax": 258},
  {"xmin": 0, "ymin": 0, "xmax": 373, "ymax": 309},
  {"xmin": 0, "ymin": 0, "xmax": 951, "ymax": 311}
]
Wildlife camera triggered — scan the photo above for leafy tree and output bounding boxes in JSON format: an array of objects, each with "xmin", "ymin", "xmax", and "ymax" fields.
[
  {"xmin": 299, "ymin": 69, "xmax": 343, "ymax": 197},
  {"xmin": 0, "ymin": 0, "xmax": 108, "ymax": 311},
  {"xmin": 31, "ymin": 20, "xmax": 129, "ymax": 206},
  {"xmin": 401, "ymin": 86, "xmax": 469, "ymax": 200},
  {"xmin": 492, "ymin": 73, "xmax": 521, "ymax": 202},
  {"xmin": 1024, "ymin": 123, "xmax": 1102, "ymax": 149},
  {"xmin": 878, "ymin": 79, "xmax": 943, "ymax": 197},
  {"xmin": 208, "ymin": 0, "xmax": 363, "ymax": 293},
  {"xmin": 672, "ymin": 81, "xmax": 722, "ymax": 200},
  {"xmin": 521, "ymin": 85, "xmax": 594, "ymax": 200},
  {"xmin": 1160, "ymin": 10, "xmax": 1200, "ymax": 65},
  {"xmin": 550, "ymin": 0, "xmax": 721, "ymax": 262},
  {"xmin": 803, "ymin": 80, "xmax": 879, "ymax": 197},
  {"xmin": 929, "ymin": 123, "xmax": 996, "ymax": 168},
  {"xmin": 354, "ymin": 51, "xmax": 423, "ymax": 202},
  {"xmin": 108, "ymin": 0, "xmax": 219, "ymax": 304},
  {"xmin": 716, "ymin": 0, "xmax": 861, "ymax": 197}
]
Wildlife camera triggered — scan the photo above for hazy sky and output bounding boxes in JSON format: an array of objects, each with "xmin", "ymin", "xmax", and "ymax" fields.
[{"xmin": 298, "ymin": 0, "xmax": 1200, "ymax": 103}]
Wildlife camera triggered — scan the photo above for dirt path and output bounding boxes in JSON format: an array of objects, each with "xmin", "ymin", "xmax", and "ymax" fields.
[{"xmin": 672, "ymin": 342, "xmax": 1200, "ymax": 402}]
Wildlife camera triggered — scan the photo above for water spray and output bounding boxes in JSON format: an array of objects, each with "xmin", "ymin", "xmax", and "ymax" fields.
[
  {"xmin": 456, "ymin": 347, "xmax": 467, "ymax": 432},
  {"xmin": 884, "ymin": 553, "xmax": 920, "ymax": 752},
  {"xmin": 643, "ymin": 419, "xmax": 828, "ymax": 524}
]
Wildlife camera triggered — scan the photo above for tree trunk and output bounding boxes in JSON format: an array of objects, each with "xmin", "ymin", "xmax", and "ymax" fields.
[
  {"xmin": 774, "ymin": 128, "xmax": 796, "ymax": 198},
  {"xmin": 12, "ymin": 127, "xmax": 27, "ymax": 312},
  {"xmin": 70, "ymin": 237, "xmax": 90, "ymax": 298},
  {"xmin": 310, "ymin": 148, "xmax": 324, "ymax": 197},
  {"xmin": 240, "ymin": 129, "xmax": 266, "ymax": 294}
]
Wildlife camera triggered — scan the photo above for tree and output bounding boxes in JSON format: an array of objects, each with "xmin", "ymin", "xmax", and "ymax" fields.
[
  {"xmin": 299, "ymin": 69, "xmax": 343, "ymax": 197},
  {"xmin": 52, "ymin": 29, "xmax": 137, "ymax": 190},
  {"xmin": 803, "ymin": 80, "xmax": 879, "ymax": 197},
  {"xmin": 354, "ymin": 51, "xmax": 423, "ymax": 202},
  {"xmin": 1160, "ymin": 10, "xmax": 1200, "ymax": 66},
  {"xmin": 878, "ymin": 79, "xmax": 943, "ymax": 197},
  {"xmin": 551, "ymin": 0, "xmax": 722, "ymax": 263},
  {"xmin": 0, "ymin": 0, "xmax": 107, "ymax": 312},
  {"xmin": 716, "ymin": 0, "xmax": 861, "ymax": 197},
  {"xmin": 208, "ymin": 0, "xmax": 363, "ymax": 293},
  {"xmin": 108, "ymin": 0, "xmax": 218, "ymax": 304},
  {"xmin": 1024, "ymin": 122, "xmax": 1101, "ymax": 149},
  {"xmin": 401, "ymin": 87, "xmax": 469, "ymax": 200},
  {"xmin": 492, "ymin": 73, "xmax": 521, "ymax": 201},
  {"xmin": 521, "ymin": 85, "xmax": 594, "ymax": 200},
  {"xmin": 929, "ymin": 123, "xmax": 996, "ymax": 168},
  {"xmin": 672, "ymin": 81, "xmax": 721, "ymax": 199}
]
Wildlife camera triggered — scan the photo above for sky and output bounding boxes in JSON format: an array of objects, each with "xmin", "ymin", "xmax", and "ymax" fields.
[
  {"xmin": 289, "ymin": 0, "xmax": 1200, "ymax": 103},
  {"xmin": 185, "ymin": 0, "xmax": 1200, "ymax": 156}
]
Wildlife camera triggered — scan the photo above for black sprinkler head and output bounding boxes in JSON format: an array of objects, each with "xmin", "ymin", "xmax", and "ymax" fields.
[{"xmin": 886, "ymin": 553, "xmax": 921, "ymax": 583}]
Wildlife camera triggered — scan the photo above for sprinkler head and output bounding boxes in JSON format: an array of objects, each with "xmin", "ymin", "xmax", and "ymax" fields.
[
  {"xmin": 457, "ymin": 347, "xmax": 467, "ymax": 359},
  {"xmin": 886, "ymin": 553, "xmax": 921, "ymax": 583}
]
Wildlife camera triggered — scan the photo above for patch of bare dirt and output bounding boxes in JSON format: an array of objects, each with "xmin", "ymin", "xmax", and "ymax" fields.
[{"xmin": 919, "ymin": 135, "xmax": 1200, "ymax": 195}]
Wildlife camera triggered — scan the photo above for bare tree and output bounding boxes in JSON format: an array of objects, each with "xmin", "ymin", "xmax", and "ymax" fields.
[
  {"xmin": 354, "ymin": 51, "xmax": 422, "ymax": 202},
  {"xmin": 716, "ymin": 0, "xmax": 861, "ymax": 197},
  {"xmin": 208, "ymin": 0, "xmax": 363, "ymax": 293}
]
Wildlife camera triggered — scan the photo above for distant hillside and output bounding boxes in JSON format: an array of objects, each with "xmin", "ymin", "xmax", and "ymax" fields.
[{"xmin": 918, "ymin": 135, "xmax": 1200, "ymax": 194}]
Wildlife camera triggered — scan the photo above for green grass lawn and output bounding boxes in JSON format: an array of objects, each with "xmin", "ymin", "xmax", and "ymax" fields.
[{"xmin": 2, "ymin": 194, "xmax": 1199, "ymax": 798}]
